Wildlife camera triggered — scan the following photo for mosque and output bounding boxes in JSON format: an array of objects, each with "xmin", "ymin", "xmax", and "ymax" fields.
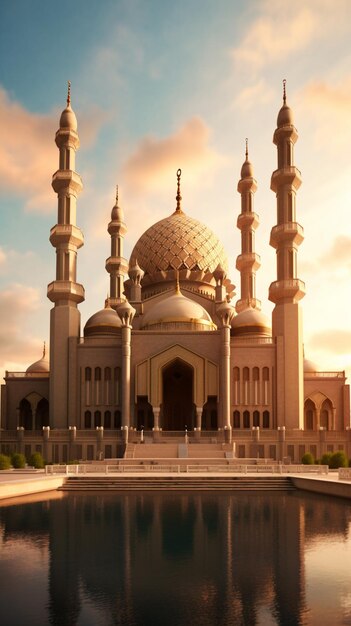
[{"xmin": 1, "ymin": 83, "xmax": 350, "ymax": 463}]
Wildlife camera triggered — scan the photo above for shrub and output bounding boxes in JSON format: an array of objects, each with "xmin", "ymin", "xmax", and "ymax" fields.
[
  {"xmin": 29, "ymin": 452, "xmax": 45, "ymax": 469},
  {"xmin": 11, "ymin": 452, "xmax": 26, "ymax": 468},
  {"xmin": 329, "ymin": 451, "xmax": 348, "ymax": 469},
  {"xmin": 0, "ymin": 454, "xmax": 11, "ymax": 470},
  {"xmin": 320, "ymin": 452, "xmax": 332, "ymax": 467},
  {"xmin": 301, "ymin": 452, "xmax": 314, "ymax": 465}
]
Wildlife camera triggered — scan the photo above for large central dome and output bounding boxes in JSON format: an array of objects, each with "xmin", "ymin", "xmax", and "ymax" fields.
[{"xmin": 130, "ymin": 210, "xmax": 228, "ymax": 276}]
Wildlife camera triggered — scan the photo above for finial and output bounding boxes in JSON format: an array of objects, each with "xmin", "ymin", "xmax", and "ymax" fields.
[
  {"xmin": 43, "ymin": 341, "xmax": 46, "ymax": 358},
  {"xmin": 245, "ymin": 138, "xmax": 248, "ymax": 160},
  {"xmin": 175, "ymin": 269, "xmax": 181, "ymax": 294},
  {"xmin": 283, "ymin": 79, "xmax": 286, "ymax": 105},
  {"xmin": 176, "ymin": 168, "xmax": 182, "ymax": 213},
  {"xmin": 115, "ymin": 184, "xmax": 119, "ymax": 205},
  {"xmin": 67, "ymin": 81, "xmax": 71, "ymax": 107}
]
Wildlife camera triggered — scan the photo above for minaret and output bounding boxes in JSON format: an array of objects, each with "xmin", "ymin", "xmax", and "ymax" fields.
[
  {"xmin": 105, "ymin": 186, "xmax": 129, "ymax": 310},
  {"xmin": 47, "ymin": 83, "xmax": 85, "ymax": 428},
  {"xmin": 269, "ymin": 80, "xmax": 305, "ymax": 429},
  {"xmin": 236, "ymin": 139, "xmax": 261, "ymax": 313}
]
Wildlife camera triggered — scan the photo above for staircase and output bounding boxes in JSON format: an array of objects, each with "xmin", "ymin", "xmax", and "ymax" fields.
[{"xmin": 59, "ymin": 476, "xmax": 295, "ymax": 492}]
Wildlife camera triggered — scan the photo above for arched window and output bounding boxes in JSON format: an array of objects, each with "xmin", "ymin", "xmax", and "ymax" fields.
[
  {"xmin": 104, "ymin": 411, "xmax": 111, "ymax": 429},
  {"xmin": 263, "ymin": 411, "xmax": 270, "ymax": 429},
  {"xmin": 304, "ymin": 399, "xmax": 315, "ymax": 430},
  {"xmin": 36, "ymin": 398, "xmax": 49, "ymax": 429},
  {"xmin": 94, "ymin": 410, "xmax": 102, "ymax": 428},
  {"xmin": 233, "ymin": 410, "xmax": 240, "ymax": 429},
  {"xmin": 85, "ymin": 367, "xmax": 91, "ymax": 381},
  {"xmin": 253, "ymin": 367, "xmax": 260, "ymax": 405},
  {"xmin": 114, "ymin": 367, "xmax": 121, "ymax": 405},
  {"xmin": 84, "ymin": 410, "xmax": 92, "ymax": 429},
  {"xmin": 104, "ymin": 367, "xmax": 111, "ymax": 404},
  {"xmin": 19, "ymin": 398, "xmax": 32, "ymax": 430},
  {"xmin": 253, "ymin": 410, "xmax": 260, "ymax": 427},
  {"xmin": 320, "ymin": 399, "xmax": 333, "ymax": 430},
  {"xmin": 95, "ymin": 367, "xmax": 101, "ymax": 381},
  {"xmin": 233, "ymin": 367, "xmax": 240, "ymax": 404},
  {"xmin": 243, "ymin": 410, "xmax": 250, "ymax": 429},
  {"xmin": 243, "ymin": 367, "xmax": 250, "ymax": 405},
  {"xmin": 114, "ymin": 410, "xmax": 121, "ymax": 429},
  {"xmin": 263, "ymin": 367, "xmax": 269, "ymax": 405}
]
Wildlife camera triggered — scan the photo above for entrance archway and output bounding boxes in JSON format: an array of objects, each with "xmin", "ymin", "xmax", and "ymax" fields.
[{"xmin": 162, "ymin": 359, "xmax": 194, "ymax": 430}]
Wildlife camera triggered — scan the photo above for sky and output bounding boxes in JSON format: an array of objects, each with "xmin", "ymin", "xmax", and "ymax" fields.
[{"xmin": 1, "ymin": 0, "xmax": 351, "ymax": 382}]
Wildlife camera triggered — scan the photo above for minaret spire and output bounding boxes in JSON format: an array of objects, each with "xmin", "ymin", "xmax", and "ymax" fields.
[
  {"xmin": 269, "ymin": 84, "xmax": 305, "ymax": 429},
  {"xmin": 47, "ymin": 84, "xmax": 85, "ymax": 428},
  {"xmin": 67, "ymin": 80, "xmax": 71, "ymax": 106},
  {"xmin": 105, "ymin": 186, "xmax": 129, "ymax": 309},
  {"xmin": 236, "ymin": 139, "xmax": 261, "ymax": 313},
  {"xmin": 175, "ymin": 168, "xmax": 182, "ymax": 213}
]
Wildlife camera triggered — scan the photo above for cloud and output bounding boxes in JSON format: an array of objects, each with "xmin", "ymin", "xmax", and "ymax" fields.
[
  {"xmin": 299, "ymin": 235, "xmax": 351, "ymax": 277},
  {"xmin": 0, "ymin": 246, "xmax": 6, "ymax": 266},
  {"xmin": 309, "ymin": 329, "xmax": 351, "ymax": 356},
  {"xmin": 234, "ymin": 79, "xmax": 274, "ymax": 110},
  {"xmin": 299, "ymin": 79, "xmax": 351, "ymax": 150},
  {"xmin": 232, "ymin": 5, "xmax": 316, "ymax": 71},
  {"xmin": 0, "ymin": 87, "xmax": 107, "ymax": 213},
  {"xmin": 121, "ymin": 117, "xmax": 223, "ymax": 194}
]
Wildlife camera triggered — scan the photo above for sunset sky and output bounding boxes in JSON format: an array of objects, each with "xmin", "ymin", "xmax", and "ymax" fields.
[{"xmin": 1, "ymin": 0, "xmax": 351, "ymax": 381}]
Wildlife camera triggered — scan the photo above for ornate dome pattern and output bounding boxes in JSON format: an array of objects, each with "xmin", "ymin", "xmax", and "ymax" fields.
[{"xmin": 130, "ymin": 211, "xmax": 228, "ymax": 277}]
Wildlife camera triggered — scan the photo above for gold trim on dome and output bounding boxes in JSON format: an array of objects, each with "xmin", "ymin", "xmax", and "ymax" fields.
[{"xmin": 144, "ymin": 316, "xmax": 216, "ymax": 329}]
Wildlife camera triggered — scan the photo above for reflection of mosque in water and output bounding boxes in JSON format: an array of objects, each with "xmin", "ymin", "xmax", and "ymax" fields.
[{"xmin": 1, "ymin": 493, "xmax": 350, "ymax": 625}]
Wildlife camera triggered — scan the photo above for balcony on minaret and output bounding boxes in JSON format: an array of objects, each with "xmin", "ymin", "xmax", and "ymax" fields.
[
  {"xmin": 269, "ymin": 222, "xmax": 304, "ymax": 248},
  {"xmin": 237, "ymin": 212, "xmax": 259, "ymax": 230},
  {"xmin": 236, "ymin": 297, "xmax": 262, "ymax": 314},
  {"xmin": 105, "ymin": 256, "xmax": 129, "ymax": 275},
  {"xmin": 236, "ymin": 252, "xmax": 261, "ymax": 273},
  {"xmin": 47, "ymin": 280, "xmax": 85, "ymax": 304},
  {"xmin": 52, "ymin": 170, "xmax": 83, "ymax": 195},
  {"xmin": 50, "ymin": 224, "xmax": 84, "ymax": 249},
  {"xmin": 270, "ymin": 166, "xmax": 302, "ymax": 192},
  {"xmin": 268, "ymin": 278, "xmax": 305, "ymax": 304}
]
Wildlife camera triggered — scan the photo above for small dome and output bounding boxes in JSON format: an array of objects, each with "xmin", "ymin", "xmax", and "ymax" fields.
[
  {"xmin": 304, "ymin": 358, "xmax": 319, "ymax": 373},
  {"xmin": 84, "ymin": 304, "xmax": 121, "ymax": 337},
  {"xmin": 141, "ymin": 287, "xmax": 216, "ymax": 331},
  {"xmin": 231, "ymin": 307, "xmax": 271, "ymax": 337},
  {"xmin": 277, "ymin": 103, "xmax": 294, "ymax": 128},
  {"xmin": 59, "ymin": 105, "xmax": 78, "ymax": 131},
  {"xmin": 26, "ymin": 346, "xmax": 49, "ymax": 374},
  {"xmin": 241, "ymin": 158, "xmax": 254, "ymax": 179}
]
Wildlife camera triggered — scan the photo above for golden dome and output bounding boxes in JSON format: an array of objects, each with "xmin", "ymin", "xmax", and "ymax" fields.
[
  {"xmin": 130, "ymin": 210, "xmax": 228, "ymax": 277},
  {"xmin": 84, "ymin": 303, "xmax": 121, "ymax": 337},
  {"xmin": 231, "ymin": 307, "xmax": 271, "ymax": 337},
  {"xmin": 141, "ymin": 286, "xmax": 216, "ymax": 331}
]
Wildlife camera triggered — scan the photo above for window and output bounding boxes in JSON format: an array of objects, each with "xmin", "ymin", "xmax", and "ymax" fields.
[
  {"xmin": 95, "ymin": 367, "xmax": 101, "ymax": 381},
  {"xmin": 243, "ymin": 410, "xmax": 250, "ymax": 429},
  {"xmin": 114, "ymin": 410, "xmax": 121, "ymax": 429},
  {"xmin": 84, "ymin": 411, "xmax": 91, "ymax": 429},
  {"xmin": 253, "ymin": 410, "xmax": 260, "ymax": 427},
  {"xmin": 263, "ymin": 411, "xmax": 270, "ymax": 429},
  {"xmin": 94, "ymin": 410, "xmax": 101, "ymax": 428},
  {"xmin": 85, "ymin": 367, "xmax": 91, "ymax": 381},
  {"xmin": 233, "ymin": 410, "xmax": 240, "ymax": 429},
  {"xmin": 104, "ymin": 411, "xmax": 111, "ymax": 429}
]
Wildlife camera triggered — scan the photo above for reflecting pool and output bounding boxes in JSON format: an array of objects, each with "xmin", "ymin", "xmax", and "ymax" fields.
[{"xmin": 1, "ymin": 490, "xmax": 351, "ymax": 626}]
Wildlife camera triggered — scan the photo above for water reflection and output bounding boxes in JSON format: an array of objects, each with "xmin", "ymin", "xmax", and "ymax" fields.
[{"xmin": 0, "ymin": 492, "xmax": 351, "ymax": 626}]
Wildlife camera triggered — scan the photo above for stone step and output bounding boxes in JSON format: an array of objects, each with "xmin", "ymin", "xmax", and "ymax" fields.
[{"xmin": 59, "ymin": 476, "xmax": 295, "ymax": 492}]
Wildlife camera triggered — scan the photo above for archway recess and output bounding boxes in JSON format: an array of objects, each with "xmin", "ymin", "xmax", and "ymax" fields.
[{"xmin": 162, "ymin": 359, "xmax": 194, "ymax": 430}]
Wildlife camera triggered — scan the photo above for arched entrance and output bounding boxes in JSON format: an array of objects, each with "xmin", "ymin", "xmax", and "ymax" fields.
[{"xmin": 162, "ymin": 359, "xmax": 194, "ymax": 430}]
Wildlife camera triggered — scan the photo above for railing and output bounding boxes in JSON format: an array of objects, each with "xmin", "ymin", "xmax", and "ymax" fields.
[
  {"xmin": 46, "ymin": 463, "xmax": 329, "ymax": 475},
  {"xmin": 5, "ymin": 372, "xmax": 49, "ymax": 378},
  {"xmin": 339, "ymin": 468, "xmax": 351, "ymax": 482},
  {"xmin": 231, "ymin": 337, "xmax": 273, "ymax": 345},
  {"xmin": 305, "ymin": 372, "xmax": 345, "ymax": 379}
]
